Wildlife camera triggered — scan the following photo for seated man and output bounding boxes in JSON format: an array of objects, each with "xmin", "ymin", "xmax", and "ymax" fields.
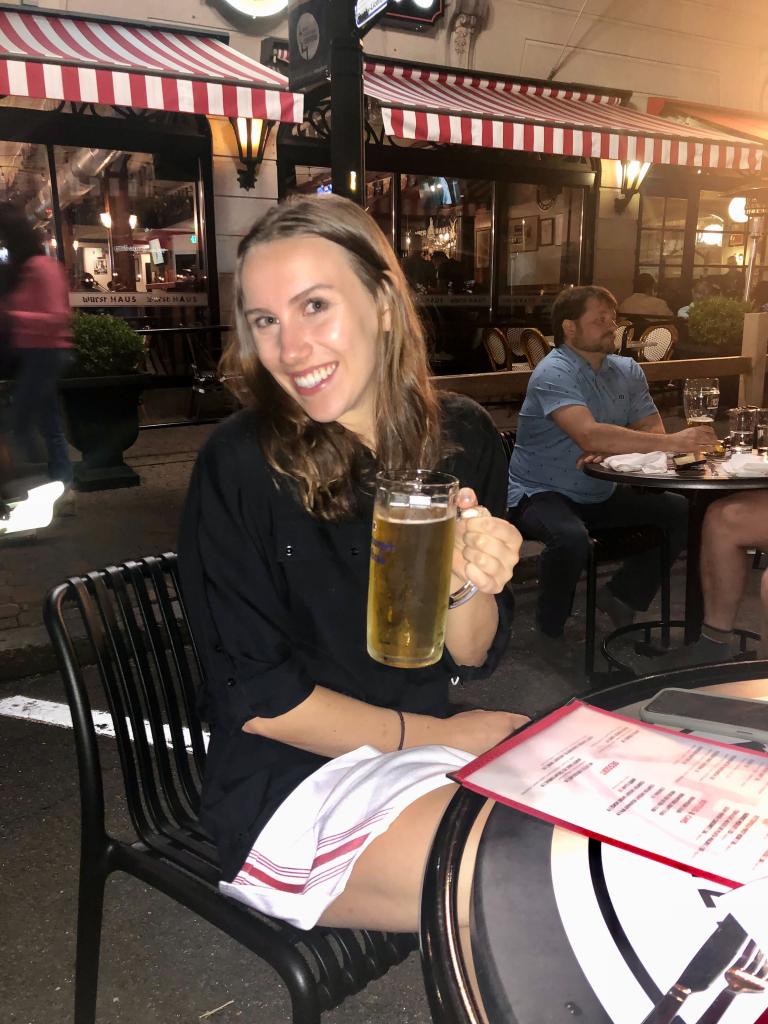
[
  {"xmin": 619, "ymin": 273, "xmax": 674, "ymax": 318},
  {"xmin": 507, "ymin": 285, "xmax": 716, "ymax": 641},
  {"xmin": 667, "ymin": 491, "xmax": 768, "ymax": 665}
]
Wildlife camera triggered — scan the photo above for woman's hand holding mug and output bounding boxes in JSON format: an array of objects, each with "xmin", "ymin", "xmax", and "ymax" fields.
[{"xmin": 453, "ymin": 488, "xmax": 523, "ymax": 594}]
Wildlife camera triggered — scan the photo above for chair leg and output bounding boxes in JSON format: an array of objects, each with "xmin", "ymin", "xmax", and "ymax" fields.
[
  {"xmin": 73, "ymin": 862, "xmax": 108, "ymax": 1024},
  {"xmin": 585, "ymin": 539, "xmax": 597, "ymax": 679},
  {"xmin": 660, "ymin": 532, "xmax": 671, "ymax": 648}
]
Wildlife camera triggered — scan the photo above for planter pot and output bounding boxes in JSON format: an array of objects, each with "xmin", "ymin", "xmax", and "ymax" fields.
[{"xmin": 61, "ymin": 374, "xmax": 151, "ymax": 491}]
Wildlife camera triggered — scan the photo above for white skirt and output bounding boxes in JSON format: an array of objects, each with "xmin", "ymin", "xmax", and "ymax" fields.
[{"xmin": 220, "ymin": 744, "xmax": 473, "ymax": 930}]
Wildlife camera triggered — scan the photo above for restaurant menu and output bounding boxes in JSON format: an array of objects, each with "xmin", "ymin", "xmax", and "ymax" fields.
[{"xmin": 452, "ymin": 700, "xmax": 768, "ymax": 888}]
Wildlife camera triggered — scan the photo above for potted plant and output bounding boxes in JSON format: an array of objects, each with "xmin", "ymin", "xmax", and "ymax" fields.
[
  {"xmin": 61, "ymin": 312, "xmax": 150, "ymax": 490},
  {"xmin": 686, "ymin": 295, "xmax": 751, "ymax": 356},
  {"xmin": 679, "ymin": 295, "xmax": 750, "ymax": 409}
]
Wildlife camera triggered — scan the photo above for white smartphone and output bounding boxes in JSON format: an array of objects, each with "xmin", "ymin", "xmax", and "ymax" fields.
[{"xmin": 640, "ymin": 687, "xmax": 768, "ymax": 745}]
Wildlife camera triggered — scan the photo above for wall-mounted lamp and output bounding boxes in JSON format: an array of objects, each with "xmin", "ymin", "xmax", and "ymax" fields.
[
  {"xmin": 99, "ymin": 211, "xmax": 112, "ymax": 230},
  {"xmin": 229, "ymin": 116, "xmax": 272, "ymax": 191},
  {"xmin": 72, "ymin": 239, "xmax": 79, "ymax": 251},
  {"xmin": 614, "ymin": 160, "xmax": 651, "ymax": 213},
  {"xmin": 128, "ymin": 213, "xmax": 138, "ymax": 230}
]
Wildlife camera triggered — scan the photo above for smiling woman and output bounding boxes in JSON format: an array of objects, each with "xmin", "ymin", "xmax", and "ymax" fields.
[{"xmin": 178, "ymin": 193, "xmax": 527, "ymax": 935}]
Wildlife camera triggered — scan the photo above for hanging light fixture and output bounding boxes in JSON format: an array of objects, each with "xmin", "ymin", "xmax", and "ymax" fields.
[
  {"xmin": 99, "ymin": 211, "xmax": 112, "ymax": 229},
  {"xmin": 228, "ymin": 116, "xmax": 272, "ymax": 191},
  {"xmin": 615, "ymin": 160, "xmax": 651, "ymax": 213},
  {"xmin": 728, "ymin": 196, "xmax": 748, "ymax": 224},
  {"xmin": 128, "ymin": 213, "xmax": 138, "ymax": 230}
]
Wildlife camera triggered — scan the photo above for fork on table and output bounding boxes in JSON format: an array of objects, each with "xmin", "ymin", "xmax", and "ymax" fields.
[{"xmin": 694, "ymin": 940, "xmax": 768, "ymax": 1024}]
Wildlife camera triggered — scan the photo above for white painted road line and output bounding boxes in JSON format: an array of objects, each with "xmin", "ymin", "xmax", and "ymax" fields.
[{"xmin": 0, "ymin": 695, "xmax": 208, "ymax": 752}]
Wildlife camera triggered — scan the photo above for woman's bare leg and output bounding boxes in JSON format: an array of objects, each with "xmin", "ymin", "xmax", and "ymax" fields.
[{"xmin": 318, "ymin": 786, "xmax": 494, "ymax": 935}]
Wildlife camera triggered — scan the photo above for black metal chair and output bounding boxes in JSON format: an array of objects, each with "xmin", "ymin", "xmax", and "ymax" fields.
[{"xmin": 44, "ymin": 553, "xmax": 417, "ymax": 1024}]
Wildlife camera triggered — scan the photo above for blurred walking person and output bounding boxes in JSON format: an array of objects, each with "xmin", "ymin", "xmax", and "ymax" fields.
[{"xmin": 0, "ymin": 204, "xmax": 73, "ymax": 492}]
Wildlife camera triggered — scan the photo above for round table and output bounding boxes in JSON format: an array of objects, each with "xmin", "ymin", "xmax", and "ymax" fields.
[
  {"xmin": 583, "ymin": 462, "xmax": 768, "ymax": 643},
  {"xmin": 420, "ymin": 662, "xmax": 768, "ymax": 1024}
]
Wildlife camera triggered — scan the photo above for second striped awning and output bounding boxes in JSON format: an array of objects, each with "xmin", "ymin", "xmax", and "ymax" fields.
[
  {"xmin": 0, "ymin": 7, "xmax": 303, "ymax": 123},
  {"xmin": 364, "ymin": 61, "xmax": 764, "ymax": 171}
]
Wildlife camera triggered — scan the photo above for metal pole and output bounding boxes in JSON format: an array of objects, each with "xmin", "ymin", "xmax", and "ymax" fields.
[
  {"xmin": 329, "ymin": 0, "xmax": 365, "ymax": 204},
  {"xmin": 743, "ymin": 214, "xmax": 765, "ymax": 302}
]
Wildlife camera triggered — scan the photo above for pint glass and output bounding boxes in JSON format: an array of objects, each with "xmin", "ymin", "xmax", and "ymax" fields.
[{"xmin": 367, "ymin": 470, "xmax": 476, "ymax": 668}]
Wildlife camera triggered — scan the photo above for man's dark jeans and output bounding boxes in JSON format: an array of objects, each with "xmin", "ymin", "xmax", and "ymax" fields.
[{"xmin": 509, "ymin": 488, "xmax": 688, "ymax": 637}]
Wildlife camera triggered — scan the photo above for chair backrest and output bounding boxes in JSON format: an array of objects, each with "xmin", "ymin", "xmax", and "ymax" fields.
[
  {"xmin": 614, "ymin": 320, "xmax": 634, "ymax": 353},
  {"xmin": 45, "ymin": 553, "xmax": 215, "ymax": 877},
  {"xmin": 639, "ymin": 323, "xmax": 677, "ymax": 362},
  {"xmin": 482, "ymin": 328, "xmax": 510, "ymax": 371},
  {"xmin": 520, "ymin": 328, "xmax": 551, "ymax": 368},
  {"xmin": 505, "ymin": 328, "xmax": 526, "ymax": 358}
]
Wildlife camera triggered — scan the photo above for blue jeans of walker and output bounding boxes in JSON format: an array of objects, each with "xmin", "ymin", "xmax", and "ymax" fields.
[
  {"xmin": 510, "ymin": 488, "xmax": 688, "ymax": 637},
  {"xmin": 11, "ymin": 348, "xmax": 74, "ymax": 486}
]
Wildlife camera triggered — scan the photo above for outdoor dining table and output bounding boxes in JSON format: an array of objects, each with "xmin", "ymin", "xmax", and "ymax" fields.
[
  {"xmin": 583, "ymin": 461, "xmax": 768, "ymax": 643},
  {"xmin": 419, "ymin": 661, "xmax": 768, "ymax": 1024}
]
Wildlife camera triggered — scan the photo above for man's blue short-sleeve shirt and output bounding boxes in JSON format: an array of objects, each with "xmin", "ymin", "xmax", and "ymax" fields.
[{"xmin": 507, "ymin": 346, "xmax": 658, "ymax": 506}]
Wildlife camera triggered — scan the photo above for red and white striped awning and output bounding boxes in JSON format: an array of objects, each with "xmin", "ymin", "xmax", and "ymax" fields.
[
  {"xmin": 0, "ymin": 8, "xmax": 303, "ymax": 122},
  {"xmin": 364, "ymin": 62, "xmax": 764, "ymax": 171}
]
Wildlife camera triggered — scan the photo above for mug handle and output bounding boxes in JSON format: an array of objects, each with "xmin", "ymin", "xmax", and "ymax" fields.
[{"xmin": 448, "ymin": 506, "xmax": 487, "ymax": 608}]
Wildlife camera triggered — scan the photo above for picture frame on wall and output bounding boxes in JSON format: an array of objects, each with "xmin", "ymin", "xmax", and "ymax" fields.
[
  {"xmin": 539, "ymin": 218, "xmax": 555, "ymax": 247},
  {"xmin": 509, "ymin": 215, "xmax": 539, "ymax": 252}
]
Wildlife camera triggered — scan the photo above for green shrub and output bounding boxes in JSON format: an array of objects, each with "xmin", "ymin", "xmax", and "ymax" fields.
[
  {"xmin": 687, "ymin": 295, "xmax": 750, "ymax": 349},
  {"xmin": 70, "ymin": 311, "xmax": 146, "ymax": 376}
]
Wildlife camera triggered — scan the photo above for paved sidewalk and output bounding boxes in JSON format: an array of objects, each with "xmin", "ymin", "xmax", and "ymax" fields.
[{"xmin": 0, "ymin": 423, "xmax": 216, "ymax": 679}]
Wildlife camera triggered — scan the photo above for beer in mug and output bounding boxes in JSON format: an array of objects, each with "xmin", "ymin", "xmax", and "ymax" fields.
[{"xmin": 367, "ymin": 470, "xmax": 476, "ymax": 668}]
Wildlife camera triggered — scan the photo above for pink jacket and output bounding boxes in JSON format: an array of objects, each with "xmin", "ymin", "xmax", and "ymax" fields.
[{"xmin": 5, "ymin": 254, "xmax": 73, "ymax": 350}]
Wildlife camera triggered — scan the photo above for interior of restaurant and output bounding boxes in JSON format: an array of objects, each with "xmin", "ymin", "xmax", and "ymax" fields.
[{"xmin": 0, "ymin": 97, "xmax": 211, "ymax": 328}]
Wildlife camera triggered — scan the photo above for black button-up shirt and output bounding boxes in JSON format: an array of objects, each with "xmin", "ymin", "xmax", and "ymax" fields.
[{"xmin": 178, "ymin": 393, "xmax": 510, "ymax": 880}]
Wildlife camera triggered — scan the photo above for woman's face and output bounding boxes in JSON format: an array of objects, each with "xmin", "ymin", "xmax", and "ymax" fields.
[{"xmin": 241, "ymin": 235, "xmax": 382, "ymax": 445}]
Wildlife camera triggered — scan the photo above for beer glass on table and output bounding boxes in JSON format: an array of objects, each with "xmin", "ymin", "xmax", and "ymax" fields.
[
  {"xmin": 367, "ymin": 470, "xmax": 477, "ymax": 668},
  {"xmin": 682, "ymin": 377, "xmax": 719, "ymax": 428}
]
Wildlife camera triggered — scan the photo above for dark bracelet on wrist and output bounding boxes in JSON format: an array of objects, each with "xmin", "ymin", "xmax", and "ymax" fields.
[{"xmin": 395, "ymin": 709, "xmax": 405, "ymax": 751}]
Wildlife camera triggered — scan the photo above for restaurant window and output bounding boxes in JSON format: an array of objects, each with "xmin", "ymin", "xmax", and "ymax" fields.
[
  {"xmin": 0, "ymin": 141, "xmax": 58, "ymax": 256},
  {"xmin": 287, "ymin": 167, "xmax": 393, "ymax": 236},
  {"xmin": 636, "ymin": 195, "xmax": 687, "ymax": 294},
  {"xmin": 399, "ymin": 175, "xmax": 493, "ymax": 305},
  {"xmin": 499, "ymin": 183, "xmax": 586, "ymax": 317},
  {"xmin": 692, "ymin": 189, "xmax": 759, "ymax": 297},
  {"xmin": 54, "ymin": 147, "xmax": 206, "ymax": 319}
]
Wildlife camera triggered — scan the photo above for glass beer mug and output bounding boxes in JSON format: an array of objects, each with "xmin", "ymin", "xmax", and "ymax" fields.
[{"xmin": 367, "ymin": 470, "xmax": 478, "ymax": 668}]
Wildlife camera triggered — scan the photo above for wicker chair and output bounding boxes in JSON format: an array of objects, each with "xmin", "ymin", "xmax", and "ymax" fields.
[
  {"xmin": 638, "ymin": 323, "xmax": 677, "ymax": 362},
  {"xmin": 520, "ymin": 328, "xmax": 552, "ymax": 369},
  {"xmin": 614, "ymin": 320, "xmax": 634, "ymax": 354},
  {"xmin": 482, "ymin": 327, "xmax": 510, "ymax": 371},
  {"xmin": 505, "ymin": 328, "xmax": 527, "ymax": 359}
]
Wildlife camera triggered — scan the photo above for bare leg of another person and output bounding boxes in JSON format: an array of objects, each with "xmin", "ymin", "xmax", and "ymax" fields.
[{"xmin": 667, "ymin": 492, "xmax": 768, "ymax": 666}]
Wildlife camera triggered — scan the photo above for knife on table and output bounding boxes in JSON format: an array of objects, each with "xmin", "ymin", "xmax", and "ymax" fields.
[{"xmin": 640, "ymin": 915, "xmax": 748, "ymax": 1024}]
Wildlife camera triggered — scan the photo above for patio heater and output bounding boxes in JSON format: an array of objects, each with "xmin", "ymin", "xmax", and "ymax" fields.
[{"xmin": 743, "ymin": 189, "xmax": 768, "ymax": 302}]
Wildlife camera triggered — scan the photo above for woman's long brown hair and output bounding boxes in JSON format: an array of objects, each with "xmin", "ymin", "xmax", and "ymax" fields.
[{"xmin": 222, "ymin": 195, "xmax": 443, "ymax": 520}]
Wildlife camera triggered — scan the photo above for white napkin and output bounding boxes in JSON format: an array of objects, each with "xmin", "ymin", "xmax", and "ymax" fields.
[
  {"xmin": 721, "ymin": 453, "xmax": 768, "ymax": 478},
  {"xmin": 601, "ymin": 452, "xmax": 669, "ymax": 475}
]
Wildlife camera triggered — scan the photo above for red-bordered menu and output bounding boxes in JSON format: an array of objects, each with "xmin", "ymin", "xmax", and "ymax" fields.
[{"xmin": 451, "ymin": 700, "xmax": 768, "ymax": 888}]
